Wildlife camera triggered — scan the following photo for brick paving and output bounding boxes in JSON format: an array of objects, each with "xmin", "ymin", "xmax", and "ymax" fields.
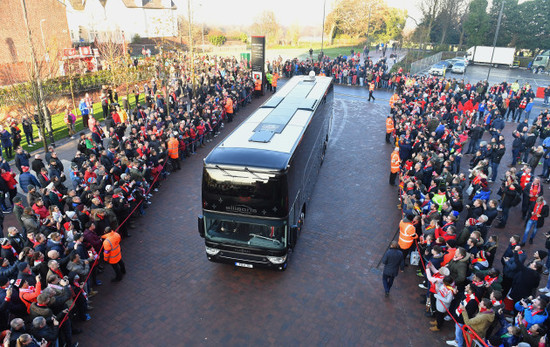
[{"xmin": 2, "ymin": 80, "xmax": 546, "ymax": 346}]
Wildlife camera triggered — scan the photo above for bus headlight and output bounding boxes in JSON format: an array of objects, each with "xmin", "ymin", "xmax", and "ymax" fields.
[
  {"xmin": 267, "ymin": 255, "xmax": 287, "ymax": 264},
  {"xmin": 205, "ymin": 246, "xmax": 220, "ymax": 256}
]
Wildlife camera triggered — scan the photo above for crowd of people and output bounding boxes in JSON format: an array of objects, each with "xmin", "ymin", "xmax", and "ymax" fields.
[
  {"xmin": 281, "ymin": 51, "xmax": 398, "ymax": 91},
  {"xmin": 0, "ymin": 54, "xmax": 258, "ymax": 347},
  {"xmin": 383, "ymin": 70, "xmax": 550, "ymax": 346}
]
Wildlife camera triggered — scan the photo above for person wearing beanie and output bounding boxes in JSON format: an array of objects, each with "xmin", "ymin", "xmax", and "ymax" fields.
[
  {"xmin": 12, "ymin": 196, "xmax": 24, "ymax": 231},
  {"xmin": 26, "ymin": 185, "xmax": 41, "ymax": 208},
  {"xmin": 535, "ymin": 250, "xmax": 548, "ymax": 262},
  {"xmin": 16, "ymin": 262, "xmax": 36, "ymax": 288}
]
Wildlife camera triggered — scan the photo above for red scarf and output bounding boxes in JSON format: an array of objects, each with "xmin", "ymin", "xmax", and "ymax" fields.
[
  {"xmin": 520, "ymin": 173, "xmax": 531, "ymax": 189},
  {"xmin": 531, "ymin": 202, "xmax": 544, "ymax": 220},
  {"xmin": 529, "ymin": 184, "xmax": 540, "ymax": 201}
]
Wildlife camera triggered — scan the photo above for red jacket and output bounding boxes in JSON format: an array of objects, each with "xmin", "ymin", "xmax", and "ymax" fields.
[{"xmin": 1, "ymin": 172, "xmax": 17, "ymax": 190}]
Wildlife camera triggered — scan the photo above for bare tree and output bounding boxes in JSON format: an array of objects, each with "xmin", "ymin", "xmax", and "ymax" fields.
[
  {"xmin": 419, "ymin": 0, "xmax": 442, "ymax": 46},
  {"xmin": 251, "ymin": 11, "xmax": 281, "ymax": 45},
  {"xmin": 438, "ymin": 0, "xmax": 467, "ymax": 45}
]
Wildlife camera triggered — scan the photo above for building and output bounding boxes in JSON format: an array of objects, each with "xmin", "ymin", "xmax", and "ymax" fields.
[
  {"xmin": 62, "ymin": 0, "xmax": 178, "ymax": 44},
  {"xmin": 0, "ymin": 0, "xmax": 72, "ymax": 84}
]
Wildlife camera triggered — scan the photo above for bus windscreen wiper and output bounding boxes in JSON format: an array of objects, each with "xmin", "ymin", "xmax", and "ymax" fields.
[
  {"xmin": 249, "ymin": 233, "xmax": 281, "ymax": 244},
  {"xmin": 215, "ymin": 165, "xmax": 236, "ymax": 178},
  {"xmin": 244, "ymin": 167, "xmax": 262, "ymax": 180}
]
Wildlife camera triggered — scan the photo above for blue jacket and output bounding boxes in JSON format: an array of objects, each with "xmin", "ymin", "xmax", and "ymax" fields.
[
  {"xmin": 0, "ymin": 130, "xmax": 11, "ymax": 147},
  {"xmin": 79, "ymin": 100, "xmax": 89, "ymax": 115},
  {"xmin": 473, "ymin": 189, "xmax": 491, "ymax": 201},
  {"xmin": 514, "ymin": 301, "xmax": 548, "ymax": 329},
  {"xmin": 18, "ymin": 172, "xmax": 40, "ymax": 193}
]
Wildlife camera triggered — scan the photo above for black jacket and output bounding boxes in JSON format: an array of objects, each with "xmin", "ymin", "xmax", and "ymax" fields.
[{"xmin": 382, "ymin": 248, "xmax": 404, "ymax": 277}]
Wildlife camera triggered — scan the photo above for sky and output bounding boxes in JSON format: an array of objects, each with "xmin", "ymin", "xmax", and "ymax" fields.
[{"xmin": 175, "ymin": 0, "xmax": 421, "ymax": 29}]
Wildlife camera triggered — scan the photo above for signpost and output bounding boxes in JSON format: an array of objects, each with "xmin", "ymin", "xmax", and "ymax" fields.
[{"xmin": 251, "ymin": 36, "xmax": 265, "ymax": 95}]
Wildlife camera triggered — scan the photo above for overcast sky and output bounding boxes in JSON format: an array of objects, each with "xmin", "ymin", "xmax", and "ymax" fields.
[{"xmin": 175, "ymin": 0, "xmax": 421, "ymax": 28}]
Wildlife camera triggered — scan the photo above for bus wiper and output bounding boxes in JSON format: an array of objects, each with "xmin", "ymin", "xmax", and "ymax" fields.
[
  {"xmin": 215, "ymin": 165, "xmax": 236, "ymax": 178},
  {"xmin": 244, "ymin": 167, "xmax": 262, "ymax": 180},
  {"xmin": 249, "ymin": 233, "xmax": 281, "ymax": 244}
]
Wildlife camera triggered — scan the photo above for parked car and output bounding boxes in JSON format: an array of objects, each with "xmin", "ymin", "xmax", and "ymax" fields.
[
  {"xmin": 429, "ymin": 62, "xmax": 448, "ymax": 76},
  {"xmin": 448, "ymin": 57, "xmax": 469, "ymax": 67},
  {"xmin": 451, "ymin": 61, "xmax": 466, "ymax": 74}
]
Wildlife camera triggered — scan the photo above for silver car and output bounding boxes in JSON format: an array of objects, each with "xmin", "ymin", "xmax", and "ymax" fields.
[
  {"xmin": 429, "ymin": 63, "xmax": 448, "ymax": 76},
  {"xmin": 451, "ymin": 61, "xmax": 466, "ymax": 74}
]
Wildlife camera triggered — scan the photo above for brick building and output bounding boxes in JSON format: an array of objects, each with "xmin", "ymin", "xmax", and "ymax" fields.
[
  {"xmin": 62, "ymin": 0, "xmax": 177, "ymax": 44},
  {"xmin": 0, "ymin": 0, "xmax": 72, "ymax": 85}
]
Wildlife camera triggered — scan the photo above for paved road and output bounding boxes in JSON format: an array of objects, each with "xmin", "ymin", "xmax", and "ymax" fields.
[
  {"xmin": 57, "ymin": 83, "xmax": 441, "ymax": 346},
  {"xmin": 3, "ymin": 79, "xmax": 548, "ymax": 346}
]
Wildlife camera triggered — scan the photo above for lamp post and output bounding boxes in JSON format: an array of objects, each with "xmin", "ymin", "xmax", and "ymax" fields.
[
  {"xmin": 320, "ymin": 0, "xmax": 326, "ymax": 59},
  {"xmin": 20, "ymin": 0, "xmax": 54, "ymax": 149},
  {"xmin": 487, "ymin": 0, "xmax": 505, "ymax": 82}
]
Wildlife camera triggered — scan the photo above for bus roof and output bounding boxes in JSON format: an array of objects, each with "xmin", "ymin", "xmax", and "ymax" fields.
[{"xmin": 204, "ymin": 75, "xmax": 333, "ymax": 170}]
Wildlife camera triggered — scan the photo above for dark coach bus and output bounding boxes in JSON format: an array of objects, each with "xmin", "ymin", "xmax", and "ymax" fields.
[{"xmin": 197, "ymin": 73, "xmax": 334, "ymax": 270}]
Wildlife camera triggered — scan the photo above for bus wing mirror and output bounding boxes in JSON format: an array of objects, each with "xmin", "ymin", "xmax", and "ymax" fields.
[
  {"xmin": 289, "ymin": 225, "xmax": 298, "ymax": 248},
  {"xmin": 197, "ymin": 215, "xmax": 205, "ymax": 238}
]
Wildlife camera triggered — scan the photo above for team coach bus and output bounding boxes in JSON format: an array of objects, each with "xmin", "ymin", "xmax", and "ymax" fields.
[{"xmin": 198, "ymin": 72, "xmax": 334, "ymax": 270}]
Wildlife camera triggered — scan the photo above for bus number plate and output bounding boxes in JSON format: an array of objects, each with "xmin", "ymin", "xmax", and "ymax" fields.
[{"xmin": 235, "ymin": 262, "xmax": 253, "ymax": 268}]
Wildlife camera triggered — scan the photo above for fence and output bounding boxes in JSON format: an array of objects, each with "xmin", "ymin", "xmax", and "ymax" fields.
[{"xmin": 410, "ymin": 51, "xmax": 442, "ymax": 75}]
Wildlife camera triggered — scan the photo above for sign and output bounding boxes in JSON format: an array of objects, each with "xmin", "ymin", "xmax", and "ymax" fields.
[
  {"xmin": 79, "ymin": 46, "xmax": 92, "ymax": 56},
  {"xmin": 63, "ymin": 48, "xmax": 77, "ymax": 58},
  {"xmin": 251, "ymin": 36, "xmax": 265, "ymax": 94}
]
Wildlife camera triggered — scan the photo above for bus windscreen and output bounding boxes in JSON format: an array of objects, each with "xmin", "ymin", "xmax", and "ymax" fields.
[{"xmin": 204, "ymin": 213, "xmax": 287, "ymax": 250}]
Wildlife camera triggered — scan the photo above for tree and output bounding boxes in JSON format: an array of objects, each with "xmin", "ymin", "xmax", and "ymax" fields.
[
  {"xmin": 208, "ymin": 34, "xmax": 226, "ymax": 46},
  {"xmin": 418, "ymin": 0, "xmax": 442, "ymax": 45},
  {"xmin": 381, "ymin": 8, "xmax": 407, "ymax": 42},
  {"xmin": 436, "ymin": 0, "xmax": 466, "ymax": 45},
  {"xmin": 287, "ymin": 23, "xmax": 301, "ymax": 46},
  {"xmin": 251, "ymin": 11, "xmax": 281, "ymax": 45},
  {"xmin": 514, "ymin": 0, "xmax": 550, "ymax": 53},
  {"xmin": 486, "ymin": 0, "xmax": 519, "ymax": 47},
  {"xmin": 96, "ymin": 32, "xmax": 126, "ymax": 89},
  {"xmin": 324, "ymin": 0, "xmax": 406, "ymax": 42},
  {"xmin": 463, "ymin": 0, "xmax": 490, "ymax": 46}
]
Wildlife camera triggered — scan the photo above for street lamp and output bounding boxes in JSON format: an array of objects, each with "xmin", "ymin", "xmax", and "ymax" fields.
[
  {"xmin": 320, "ymin": 0, "xmax": 326, "ymax": 59},
  {"xmin": 486, "ymin": 0, "xmax": 505, "ymax": 82}
]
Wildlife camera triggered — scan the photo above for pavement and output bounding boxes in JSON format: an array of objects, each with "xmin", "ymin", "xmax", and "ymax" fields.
[{"xmin": 2, "ymin": 64, "xmax": 547, "ymax": 346}]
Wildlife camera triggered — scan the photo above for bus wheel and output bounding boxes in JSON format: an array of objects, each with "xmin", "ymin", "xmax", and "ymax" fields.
[{"xmin": 298, "ymin": 211, "xmax": 305, "ymax": 232}]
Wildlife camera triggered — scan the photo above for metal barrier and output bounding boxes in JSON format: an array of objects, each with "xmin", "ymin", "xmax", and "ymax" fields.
[{"xmin": 410, "ymin": 52, "xmax": 443, "ymax": 75}]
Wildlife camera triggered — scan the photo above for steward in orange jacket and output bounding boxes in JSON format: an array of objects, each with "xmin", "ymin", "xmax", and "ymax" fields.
[
  {"xmin": 272, "ymin": 72, "xmax": 279, "ymax": 93},
  {"xmin": 386, "ymin": 116, "xmax": 395, "ymax": 143},
  {"xmin": 398, "ymin": 215, "xmax": 418, "ymax": 260},
  {"xmin": 102, "ymin": 228, "xmax": 126, "ymax": 282},
  {"xmin": 167, "ymin": 134, "xmax": 181, "ymax": 170},
  {"xmin": 389, "ymin": 147, "xmax": 400, "ymax": 186},
  {"xmin": 224, "ymin": 97, "xmax": 234, "ymax": 122}
]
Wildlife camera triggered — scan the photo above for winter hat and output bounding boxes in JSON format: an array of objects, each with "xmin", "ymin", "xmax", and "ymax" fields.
[
  {"xmin": 536, "ymin": 250, "xmax": 548, "ymax": 261},
  {"xmin": 17, "ymin": 262, "xmax": 28, "ymax": 272},
  {"xmin": 27, "ymin": 185, "xmax": 35, "ymax": 191}
]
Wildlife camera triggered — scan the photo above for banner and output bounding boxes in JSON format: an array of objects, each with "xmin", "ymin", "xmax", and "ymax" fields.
[{"xmin": 251, "ymin": 36, "xmax": 265, "ymax": 95}]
